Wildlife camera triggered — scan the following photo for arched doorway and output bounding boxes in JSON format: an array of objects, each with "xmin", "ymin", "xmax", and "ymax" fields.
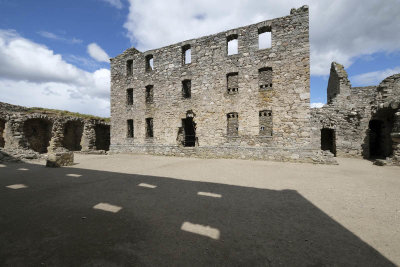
[
  {"xmin": 63, "ymin": 121, "xmax": 84, "ymax": 151},
  {"xmin": 181, "ymin": 111, "xmax": 196, "ymax": 147},
  {"xmin": 23, "ymin": 118, "xmax": 53, "ymax": 153}
]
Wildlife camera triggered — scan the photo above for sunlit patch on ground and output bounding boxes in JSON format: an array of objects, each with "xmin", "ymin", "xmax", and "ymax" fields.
[
  {"xmin": 138, "ymin": 183, "xmax": 157, "ymax": 188},
  {"xmin": 17, "ymin": 168, "xmax": 29, "ymax": 171},
  {"xmin": 197, "ymin": 191, "xmax": 222, "ymax": 198},
  {"xmin": 66, "ymin": 174, "xmax": 82, "ymax": 177},
  {"xmin": 6, "ymin": 184, "xmax": 28, "ymax": 189},
  {"xmin": 93, "ymin": 202, "xmax": 122, "ymax": 213},
  {"xmin": 181, "ymin": 221, "xmax": 220, "ymax": 240}
]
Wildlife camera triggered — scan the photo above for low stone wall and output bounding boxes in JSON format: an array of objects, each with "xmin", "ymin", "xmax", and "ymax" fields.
[{"xmin": 110, "ymin": 144, "xmax": 337, "ymax": 165}]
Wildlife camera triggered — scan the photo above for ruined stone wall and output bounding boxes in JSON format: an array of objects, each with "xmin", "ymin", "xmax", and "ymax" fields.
[
  {"xmin": 109, "ymin": 6, "xmax": 332, "ymax": 163},
  {"xmin": 311, "ymin": 63, "xmax": 400, "ymax": 165},
  {"xmin": 0, "ymin": 102, "xmax": 110, "ymax": 162}
]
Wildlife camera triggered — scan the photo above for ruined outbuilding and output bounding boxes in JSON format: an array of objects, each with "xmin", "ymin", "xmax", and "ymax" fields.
[
  {"xmin": 311, "ymin": 62, "xmax": 400, "ymax": 165},
  {"xmin": 110, "ymin": 6, "xmax": 336, "ymax": 164},
  {"xmin": 0, "ymin": 102, "xmax": 110, "ymax": 162}
]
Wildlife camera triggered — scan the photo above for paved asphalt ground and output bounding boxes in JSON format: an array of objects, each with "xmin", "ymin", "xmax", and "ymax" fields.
[{"xmin": 0, "ymin": 154, "xmax": 399, "ymax": 266}]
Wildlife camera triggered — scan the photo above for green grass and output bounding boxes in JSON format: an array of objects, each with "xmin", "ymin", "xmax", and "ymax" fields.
[{"xmin": 27, "ymin": 107, "xmax": 110, "ymax": 122}]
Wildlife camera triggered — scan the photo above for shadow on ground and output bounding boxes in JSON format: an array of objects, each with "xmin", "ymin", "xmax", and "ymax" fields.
[{"xmin": 0, "ymin": 160, "xmax": 395, "ymax": 266}]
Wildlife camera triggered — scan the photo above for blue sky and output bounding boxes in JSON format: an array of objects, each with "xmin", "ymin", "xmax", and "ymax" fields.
[{"xmin": 0, "ymin": 0, "xmax": 399, "ymax": 116}]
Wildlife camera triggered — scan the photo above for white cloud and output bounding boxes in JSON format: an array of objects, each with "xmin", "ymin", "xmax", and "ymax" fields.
[
  {"xmin": 87, "ymin": 43, "xmax": 110, "ymax": 63},
  {"xmin": 99, "ymin": 0, "xmax": 123, "ymax": 9},
  {"xmin": 0, "ymin": 29, "xmax": 110, "ymax": 117},
  {"xmin": 310, "ymin": 102, "xmax": 325, "ymax": 108},
  {"xmin": 38, "ymin": 31, "xmax": 82, "ymax": 44},
  {"xmin": 350, "ymin": 67, "xmax": 400, "ymax": 86},
  {"xmin": 123, "ymin": 0, "xmax": 400, "ymax": 76}
]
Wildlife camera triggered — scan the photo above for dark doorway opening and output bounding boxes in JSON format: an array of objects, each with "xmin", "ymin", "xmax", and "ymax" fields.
[
  {"xmin": 23, "ymin": 118, "xmax": 53, "ymax": 153},
  {"xmin": 367, "ymin": 108, "xmax": 394, "ymax": 159},
  {"xmin": 95, "ymin": 124, "xmax": 110, "ymax": 151},
  {"xmin": 62, "ymin": 121, "xmax": 83, "ymax": 151},
  {"xmin": 321, "ymin": 128, "xmax": 336, "ymax": 156},
  {"xmin": 369, "ymin": 120, "xmax": 383, "ymax": 158},
  {"xmin": 182, "ymin": 117, "xmax": 196, "ymax": 147},
  {"xmin": 0, "ymin": 119, "xmax": 5, "ymax": 148}
]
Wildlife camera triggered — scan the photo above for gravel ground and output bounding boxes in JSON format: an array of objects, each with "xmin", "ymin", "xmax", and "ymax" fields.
[{"xmin": 0, "ymin": 153, "xmax": 399, "ymax": 266}]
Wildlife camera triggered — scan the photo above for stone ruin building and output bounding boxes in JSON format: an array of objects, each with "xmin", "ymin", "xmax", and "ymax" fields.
[
  {"xmin": 0, "ymin": 102, "xmax": 110, "ymax": 162},
  {"xmin": 109, "ymin": 5, "xmax": 400, "ymax": 165},
  {"xmin": 110, "ymin": 6, "xmax": 336, "ymax": 164},
  {"xmin": 1, "ymin": 6, "xmax": 398, "ymax": 166},
  {"xmin": 311, "ymin": 62, "xmax": 400, "ymax": 166}
]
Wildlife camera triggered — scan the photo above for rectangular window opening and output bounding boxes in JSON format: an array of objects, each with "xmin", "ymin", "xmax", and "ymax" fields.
[
  {"xmin": 127, "ymin": 59, "xmax": 133, "ymax": 76},
  {"xmin": 227, "ymin": 34, "xmax": 238, "ymax": 55},
  {"xmin": 259, "ymin": 110, "xmax": 272, "ymax": 136},
  {"xmin": 227, "ymin": 72, "xmax": 239, "ymax": 94},
  {"xmin": 146, "ymin": 118, "xmax": 153, "ymax": 138},
  {"xmin": 227, "ymin": 112, "xmax": 239, "ymax": 136},
  {"xmin": 126, "ymin": 88, "xmax": 133, "ymax": 105},
  {"xmin": 127, "ymin": 119, "xmax": 134, "ymax": 138},
  {"xmin": 259, "ymin": 67, "xmax": 273, "ymax": 90},
  {"xmin": 145, "ymin": 55, "xmax": 153, "ymax": 72},
  {"xmin": 182, "ymin": 45, "xmax": 191, "ymax": 65},
  {"xmin": 145, "ymin": 85, "xmax": 153, "ymax": 103},
  {"xmin": 258, "ymin": 26, "xmax": 271, "ymax": 49},
  {"xmin": 182, "ymin": 80, "xmax": 191, "ymax": 98}
]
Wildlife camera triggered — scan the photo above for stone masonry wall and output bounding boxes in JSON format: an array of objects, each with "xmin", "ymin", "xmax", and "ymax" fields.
[
  {"xmin": 110, "ymin": 6, "xmax": 334, "ymax": 163},
  {"xmin": 0, "ymin": 102, "xmax": 110, "ymax": 162},
  {"xmin": 311, "ymin": 63, "xmax": 400, "ymax": 165}
]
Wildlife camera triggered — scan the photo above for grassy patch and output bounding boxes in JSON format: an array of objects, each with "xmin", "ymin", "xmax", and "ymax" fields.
[{"xmin": 27, "ymin": 107, "xmax": 110, "ymax": 122}]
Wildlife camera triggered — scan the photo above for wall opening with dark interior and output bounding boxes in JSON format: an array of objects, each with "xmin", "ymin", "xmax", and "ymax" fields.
[
  {"xmin": 145, "ymin": 85, "xmax": 154, "ymax": 103},
  {"xmin": 146, "ymin": 118, "xmax": 153, "ymax": 138},
  {"xmin": 126, "ymin": 59, "xmax": 133, "ymax": 76},
  {"xmin": 259, "ymin": 67, "xmax": 273, "ymax": 89},
  {"xmin": 0, "ymin": 119, "xmax": 5, "ymax": 148},
  {"xmin": 227, "ymin": 112, "xmax": 239, "ymax": 136},
  {"xmin": 258, "ymin": 26, "xmax": 272, "ymax": 49},
  {"xmin": 127, "ymin": 88, "xmax": 133, "ymax": 105},
  {"xmin": 95, "ymin": 124, "xmax": 110, "ymax": 151},
  {"xmin": 145, "ymin": 55, "xmax": 153, "ymax": 72},
  {"xmin": 227, "ymin": 72, "xmax": 239, "ymax": 94},
  {"xmin": 182, "ymin": 45, "xmax": 191, "ymax": 65},
  {"xmin": 23, "ymin": 118, "xmax": 53, "ymax": 153},
  {"xmin": 182, "ymin": 111, "xmax": 196, "ymax": 147},
  {"xmin": 227, "ymin": 34, "xmax": 238, "ymax": 55},
  {"xmin": 62, "ymin": 120, "xmax": 83, "ymax": 151},
  {"xmin": 259, "ymin": 110, "xmax": 273, "ymax": 136},
  {"xmin": 182, "ymin": 80, "xmax": 191, "ymax": 98},
  {"xmin": 127, "ymin": 119, "xmax": 134, "ymax": 138},
  {"xmin": 321, "ymin": 128, "xmax": 336, "ymax": 156},
  {"xmin": 368, "ymin": 108, "xmax": 395, "ymax": 159}
]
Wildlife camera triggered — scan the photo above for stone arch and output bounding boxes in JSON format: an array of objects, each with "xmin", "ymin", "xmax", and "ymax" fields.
[
  {"xmin": 0, "ymin": 118, "xmax": 6, "ymax": 148},
  {"xmin": 23, "ymin": 118, "xmax": 53, "ymax": 153},
  {"xmin": 62, "ymin": 120, "xmax": 84, "ymax": 151},
  {"xmin": 94, "ymin": 124, "xmax": 110, "ymax": 151}
]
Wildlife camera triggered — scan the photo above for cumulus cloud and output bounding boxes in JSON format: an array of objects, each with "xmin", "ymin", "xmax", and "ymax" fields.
[
  {"xmin": 99, "ymin": 0, "xmax": 123, "ymax": 9},
  {"xmin": 123, "ymin": 0, "xmax": 400, "ymax": 76},
  {"xmin": 310, "ymin": 102, "xmax": 324, "ymax": 108},
  {"xmin": 87, "ymin": 43, "xmax": 110, "ymax": 63},
  {"xmin": 350, "ymin": 67, "xmax": 400, "ymax": 86},
  {"xmin": 0, "ymin": 29, "xmax": 110, "ymax": 117}
]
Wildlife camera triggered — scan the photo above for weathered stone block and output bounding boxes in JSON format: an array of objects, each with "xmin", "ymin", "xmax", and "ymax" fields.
[{"xmin": 46, "ymin": 151, "xmax": 74, "ymax": 167}]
